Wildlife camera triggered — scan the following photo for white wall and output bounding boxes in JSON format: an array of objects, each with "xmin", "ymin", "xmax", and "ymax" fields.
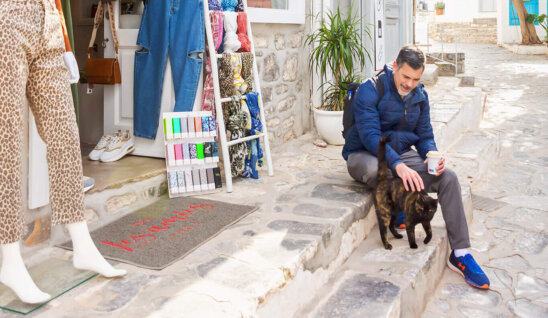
[
  {"xmin": 426, "ymin": 0, "xmax": 497, "ymax": 22},
  {"xmin": 497, "ymin": 0, "xmax": 547, "ymax": 44}
]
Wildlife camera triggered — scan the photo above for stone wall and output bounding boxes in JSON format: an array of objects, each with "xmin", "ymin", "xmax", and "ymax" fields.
[{"xmin": 251, "ymin": 21, "xmax": 313, "ymax": 147}]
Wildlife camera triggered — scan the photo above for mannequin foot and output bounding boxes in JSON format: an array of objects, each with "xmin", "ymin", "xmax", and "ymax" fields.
[
  {"xmin": 67, "ymin": 222, "xmax": 126, "ymax": 278},
  {"xmin": 0, "ymin": 243, "xmax": 51, "ymax": 304}
]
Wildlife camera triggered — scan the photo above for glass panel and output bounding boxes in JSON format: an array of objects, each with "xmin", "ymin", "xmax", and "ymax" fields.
[
  {"xmin": 120, "ymin": 0, "xmax": 144, "ymax": 29},
  {"xmin": 0, "ymin": 258, "xmax": 97, "ymax": 315},
  {"xmin": 248, "ymin": 0, "xmax": 288, "ymax": 9}
]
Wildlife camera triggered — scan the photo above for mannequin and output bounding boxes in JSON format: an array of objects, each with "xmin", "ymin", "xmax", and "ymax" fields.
[{"xmin": 0, "ymin": 0, "xmax": 125, "ymax": 304}]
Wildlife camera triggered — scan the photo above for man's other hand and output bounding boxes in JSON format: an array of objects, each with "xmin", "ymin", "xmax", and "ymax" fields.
[{"xmin": 395, "ymin": 163, "xmax": 424, "ymax": 192}]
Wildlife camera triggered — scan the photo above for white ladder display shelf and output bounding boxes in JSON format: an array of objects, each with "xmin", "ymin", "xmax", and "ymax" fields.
[{"xmin": 203, "ymin": 0, "xmax": 274, "ymax": 193}]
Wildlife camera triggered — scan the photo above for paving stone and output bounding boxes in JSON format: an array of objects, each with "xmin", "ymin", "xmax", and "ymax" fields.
[
  {"xmin": 311, "ymin": 183, "xmax": 368, "ymax": 203},
  {"xmin": 508, "ymin": 299, "xmax": 548, "ymax": 318},
  {"xmin": 80, "ymin": 273, "xmax": 161, "ymax": 312},
  {"xmin": 291, "ymin": 203, "xmax": 349, "ymax": 219},
  {"xmin": 267, "ymin": 220, "xmax": 327, "ymax": 236},
  {"xmin": 515, "ymin": 273, "xmax": 548, "ymax": 297},
  {"xmin": 281, "ymin": 239, "xmax": 313, "ymax": 251},
  {"xmin": 441, "ymin": 284, "xmax": 501, "ymax": 307},
  {"xmin": 458, "ymin": 307, "xmax": 505, "ymax": 318},
  {"xmin": 197, "ymin": 257, "xmax": 228, "ymax": 278},
  {"xmin": 483, "ymin": 267, "xmax": 513, "ymax": 292},
  {"xmin": 314, "ymin": 274, "xmax": 400, "ymax": 318},
  {"xmin": 513, "ymin": 231, "xmax": 548, "ymax": 254},
  {"xmin": 488, "ymin": 255, "xmax": 532, "ymax": 271}
]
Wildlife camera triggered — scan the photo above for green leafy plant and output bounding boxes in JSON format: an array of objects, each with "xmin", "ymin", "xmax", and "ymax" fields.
[
  {"xmin": 435, "ymin": 1, "xmax": 445, "ymax": 10},
  {"xmin": 304, "ymin": 5, "xmax": 371, "ymax": 111},
  {"xmin": 527, "ymin": 13, "xmax": 548, "ymax": 41}
]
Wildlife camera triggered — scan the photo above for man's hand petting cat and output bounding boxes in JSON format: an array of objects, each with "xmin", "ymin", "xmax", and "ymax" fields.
[
  {"xmin": 424, "ymin": 157, "xmax": 446, "ymax": 176},
  {"xmin": 395, "ymin": 163, "xmax": 424, "ymax": 192}
]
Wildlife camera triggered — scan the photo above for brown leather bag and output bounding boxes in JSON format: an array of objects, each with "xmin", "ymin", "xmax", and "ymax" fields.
[{"xmin": 85, "ymin": 1, "xmax": 121, "ymax": 87}]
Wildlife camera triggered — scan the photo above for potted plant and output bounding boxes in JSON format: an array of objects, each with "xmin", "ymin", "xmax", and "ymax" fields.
[
  {"xmin": 304, "ymin": 6, "xmax": 371, "ymax": 145},
  {"xmin": 435, "ymin": 1, "xmax": 445, "ymax": 15}
]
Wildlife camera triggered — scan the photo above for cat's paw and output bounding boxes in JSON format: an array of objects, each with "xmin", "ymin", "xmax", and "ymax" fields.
[
  {"xmin": 424, "ymin": 236, "xmax": 432, "ymax": 244},
  {"xmin": 409, "ymin": 243, "xmax": 418, "ymax": 249},
  {"xmin": 383, "ymin": 243, "xmax": 393, "ymax": 250},
  {"xmin": 394, "ymin": 233, "xmax": 403, "ymax": 239}
]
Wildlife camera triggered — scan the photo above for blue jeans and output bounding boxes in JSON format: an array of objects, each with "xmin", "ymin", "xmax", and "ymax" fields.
[{"xmin": 134, "ymin": 0, "xmax": 204, "ymax": 139}]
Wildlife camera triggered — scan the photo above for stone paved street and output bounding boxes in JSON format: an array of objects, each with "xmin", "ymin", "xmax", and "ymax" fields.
[{"xmin": 423, "ymin": 44, "xmax": 548, "ymax": 317}]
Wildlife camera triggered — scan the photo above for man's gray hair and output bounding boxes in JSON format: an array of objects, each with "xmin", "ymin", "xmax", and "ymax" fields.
[{"xmin": 396, "ymin": 45, "xmax": 425, "ymax": 70}]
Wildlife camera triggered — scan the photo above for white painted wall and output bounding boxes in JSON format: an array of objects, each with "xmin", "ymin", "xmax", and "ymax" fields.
[
  {"xmin": 425, "ymin": 0, "xmax": 497, "ymax": 22},
  {"xmin": 497, "ymin": 0, "xmax": 547, "ymax": 44}
]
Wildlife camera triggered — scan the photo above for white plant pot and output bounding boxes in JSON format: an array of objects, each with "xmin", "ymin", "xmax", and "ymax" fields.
[{"xmin": 313, "ymin": 107, "xmax": 345, "ymax": 145}]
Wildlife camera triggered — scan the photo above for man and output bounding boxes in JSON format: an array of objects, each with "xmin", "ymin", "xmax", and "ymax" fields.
[{"xmin": 342, "ymin": 46, "xmax": 490, "ymax": 289}]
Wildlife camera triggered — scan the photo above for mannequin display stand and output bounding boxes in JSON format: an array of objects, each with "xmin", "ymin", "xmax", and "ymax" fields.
[{"xmin": 0, "ymin": 0, "xmax": 126, "ymax": 306}]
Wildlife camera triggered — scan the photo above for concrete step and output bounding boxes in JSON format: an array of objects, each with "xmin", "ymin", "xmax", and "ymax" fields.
[
  {"xmin": 22, "ymin": 156, "xmax": 168, "ymax": 250},
  {"xmin": 435, "ymin": 61, "xmax": 465, "ymax": 76},
  {"xmin": 286, "ymin": 130, "xmax": 500, "ymax": 318},
  {"xmin": 422, "ymin": 64, "xmax": 439, "ymax": 86},
  {"xmin": 17, "ymin": 84, "xmax": 486, "ymax": 317}
]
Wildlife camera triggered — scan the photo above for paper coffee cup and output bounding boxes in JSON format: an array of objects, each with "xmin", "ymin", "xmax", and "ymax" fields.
[{"xmin": 427, "ymin": 151, "xmax": 443, "ymax": 175}]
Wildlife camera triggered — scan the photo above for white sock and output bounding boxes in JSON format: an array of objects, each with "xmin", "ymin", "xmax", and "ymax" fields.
[
  {"xmin": 0, "ymin": 242, "xmax": 51, "ymax": 304},
  {"xmin": 454, "ymin": 248, "xmax": 469, "ymax": 258},
  {"xmin": 67, "ymin": 221, "xmax": 127, "ymax": 278}
]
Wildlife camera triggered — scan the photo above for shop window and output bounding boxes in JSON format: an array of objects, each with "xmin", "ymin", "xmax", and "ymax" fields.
[
  {"xmin": 509, "ymin": 0, "xmax": 539, "ymax": 26},
  {"xmin": 247, "ymin": 0, "xmax": 305, "ymax": 24},
  {"xmin": 248, "ymin": 0, "xmax": 288, "ymax": 9}
]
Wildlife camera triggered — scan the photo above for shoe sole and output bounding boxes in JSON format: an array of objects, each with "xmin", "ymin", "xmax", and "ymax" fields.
[
  {"xmin": 100, "ymin": 144, "xmax": 135, "ymax": 163},
  {"xmin": 83, "ymin": 184, "xmax": 94, "ymax": 193},
  {"xmin": 447, "ymin": 259, "xmax": 489, "ymax": 289}
]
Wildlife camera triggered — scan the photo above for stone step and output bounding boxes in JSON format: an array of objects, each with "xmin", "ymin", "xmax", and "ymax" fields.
[
  {"xmin": 17, "ymin": 86, "xmax": 486, "ymax": 317},
  {"xmin": 287, "ymin": 129, "xmax": 500, "ymax": 318},
  {"xmin": 421, "ymin": 64, "xmax": 439, "ymax": 86},
  {"xmin": 23, "ymin": 156, "xmax": 168, "ymax": 250},
  {"xmin": 435, "ymin": 61, "xmax": 465, "ymax": 76}
]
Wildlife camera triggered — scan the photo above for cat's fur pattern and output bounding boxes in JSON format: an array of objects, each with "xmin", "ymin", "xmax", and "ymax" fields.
[{"xmin": 374, "ymin": 136, "xmax": 439, "ymax": 250}]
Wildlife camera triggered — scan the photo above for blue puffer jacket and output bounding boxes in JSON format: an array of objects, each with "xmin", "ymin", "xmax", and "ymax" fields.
[{"xmin": 342, "ymin": 64, "xmax": 437, "ymax": 170}]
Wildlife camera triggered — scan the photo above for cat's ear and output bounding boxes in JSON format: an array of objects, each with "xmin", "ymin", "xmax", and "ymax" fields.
[{"xmin": 434, "ymin": 199, "xmax": 439, "ymax": 206}]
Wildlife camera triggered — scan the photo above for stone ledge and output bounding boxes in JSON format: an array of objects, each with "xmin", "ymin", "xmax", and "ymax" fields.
[{"xmin": 501, "ymin": 43, "xmax": 548, "ymax": 55}]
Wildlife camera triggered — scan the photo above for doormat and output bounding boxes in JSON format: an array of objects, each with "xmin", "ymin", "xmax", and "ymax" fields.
[
  {"xmin": 0, "ymin": 258, "xmax": 97, "ymax": 315},
  {"xmin": 58, "ymin": 197, "xmax": 257, "ymax": 270}
]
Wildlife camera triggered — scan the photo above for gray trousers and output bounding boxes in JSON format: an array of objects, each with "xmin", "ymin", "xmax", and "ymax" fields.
[{"xmin": 347, "ymin": 150, "xmax": 470, "ymax": 249}]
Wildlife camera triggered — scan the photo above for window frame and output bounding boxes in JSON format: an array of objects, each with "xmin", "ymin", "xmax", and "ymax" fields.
[{"xmin": 247, "ymin": 0, "xmax": 305, "ymax": 24}]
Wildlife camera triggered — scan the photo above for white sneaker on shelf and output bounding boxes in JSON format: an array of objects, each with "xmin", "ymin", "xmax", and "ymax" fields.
[
  {"xmin": 100, "ymin": 130, "xmax": 135, "ymax": 163},
  {"xmin": 88, "ymin": 130, "xmax": 121, "ymax": 161}
]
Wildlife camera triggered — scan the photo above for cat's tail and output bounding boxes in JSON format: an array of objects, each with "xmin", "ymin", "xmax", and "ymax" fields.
[{"xmin": 377, "ymin": 136, "xmax": 392, "ymax": 183}]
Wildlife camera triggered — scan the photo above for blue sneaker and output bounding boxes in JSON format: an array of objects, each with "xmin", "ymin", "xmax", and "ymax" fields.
[
  {"xmin": 395, "ymin": 211, "xmax": 406, "ymax": 229},
  {"xmin": 448, "ymin": 251, "xmax": 490, "ymax": 289}
]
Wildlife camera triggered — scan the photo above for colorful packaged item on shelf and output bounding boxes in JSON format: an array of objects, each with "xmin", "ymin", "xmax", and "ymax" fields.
[{"xmin": 177, "ymin": 171, "xmax": 186, "ymax": 193}]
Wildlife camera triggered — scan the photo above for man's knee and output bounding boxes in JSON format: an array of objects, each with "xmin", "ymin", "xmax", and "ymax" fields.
[
  {"xmin": 440, "ymin": 169, "xmax": 459, "ymax": 187},
  {"xmin": 347, "ymin": 152, "xmax": 379, "ymax": 188}
]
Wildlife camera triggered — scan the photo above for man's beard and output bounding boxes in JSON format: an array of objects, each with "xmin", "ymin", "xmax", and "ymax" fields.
[{"xmin": 398, "ymin": 88, "xmax": 411, "ymax": 96}]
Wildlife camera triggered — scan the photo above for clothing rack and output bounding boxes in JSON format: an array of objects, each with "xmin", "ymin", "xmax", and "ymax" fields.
[{"xmin": 203, "ymin": 0, "xmax": 274, "ymax": 193}]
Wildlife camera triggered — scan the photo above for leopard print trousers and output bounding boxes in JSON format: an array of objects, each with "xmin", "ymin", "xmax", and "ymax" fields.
[{"xmin": 0, "ymin": 0, "xmax": 85, "ymax": 244}]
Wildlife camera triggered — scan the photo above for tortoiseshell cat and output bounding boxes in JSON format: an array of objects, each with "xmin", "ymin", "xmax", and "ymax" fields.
[{"xmin": 374, "ymin": 136, "xmax": 439, "ymax": 250}]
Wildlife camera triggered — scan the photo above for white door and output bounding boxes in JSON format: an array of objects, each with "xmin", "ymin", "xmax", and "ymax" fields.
[
  {"xmin": 103, "ymin": 2, "xmax": 203, "ymax": 158},
  {"xmin": 384, "ymin": 0, "xmax": 402, "ymax": 65}
]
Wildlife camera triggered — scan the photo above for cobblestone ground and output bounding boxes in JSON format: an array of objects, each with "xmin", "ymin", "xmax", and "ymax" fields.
[{"xmin": 423, "ymin": 45, "xmax": 548, "ymax": 317}]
